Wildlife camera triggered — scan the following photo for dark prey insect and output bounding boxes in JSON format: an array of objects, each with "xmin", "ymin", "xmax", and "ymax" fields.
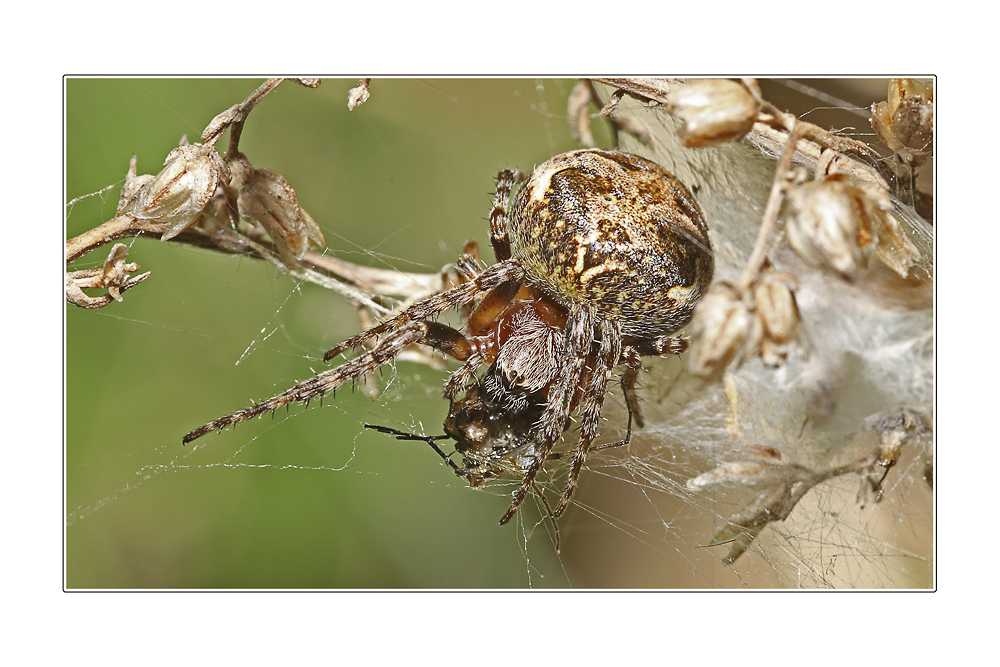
[
  {"xmin": 367, "ymin": 340, "xmax": 644, "ymax": 551},
  {"xmin": 183, "ymin": 148, "xmax": 714, "ymax": 526}
]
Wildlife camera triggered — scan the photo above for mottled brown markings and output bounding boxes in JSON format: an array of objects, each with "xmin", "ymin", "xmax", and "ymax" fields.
[{"xmin": 508, "ymin": 149, "xmax": 713, "ymax": 339}]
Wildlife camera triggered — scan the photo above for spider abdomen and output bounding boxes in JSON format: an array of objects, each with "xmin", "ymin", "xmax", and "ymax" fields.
[{"xmin": 508, "ymin": 149, "xmax": 714, "ymax": 338}]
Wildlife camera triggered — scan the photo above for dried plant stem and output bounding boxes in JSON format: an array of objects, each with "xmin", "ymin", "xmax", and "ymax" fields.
[
  {"xmin": 735, "ymin": 121, "xmax": 805, "ymax": 291},
  {"xmin": 65, "ymin": 215, "xmax": 160, "ymax": 264},
  {"xmin": 201, "ymin": 78, "xmax": 285, "ymax": 149},
  {"xmin": 592, "ymin": 77, "xmax": 891, "ymax": 190},
  {"xmin": 65, "ymin": 216, "xmax": 447, "ymax": 314}
]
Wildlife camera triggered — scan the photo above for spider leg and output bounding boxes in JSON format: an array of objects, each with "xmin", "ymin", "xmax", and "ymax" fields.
[
  {"xmin": 443, "ymin": 355, "xmax": 489, "ymax": 398},
  {"xmin": 537, "ymin": 303, "xmax": 596, "ymax": 443},
  {"xmin": 499, "ymin": 303, "xmax": 596, "ymax": 526},
  {"xmin": 323, "ymin": 260, "xmax": 523, "ymax": 362},
  {"xmin": 489, "ymin": 169, "xmax": 517, "ymax": 262},
  {"xmin": 183, "ymin": 322, "xmax": 431, "ymax": 443},
  {"xmin": 620, "ymin": 347, "xmax": 645, "ymax": 429},
  {"xmin": 630, "ymin": 335, "xmax": 688, "ymax": 357},
  {"xmin": 555, "ymin": 319, "xmax": 622, "ymax": 517}
]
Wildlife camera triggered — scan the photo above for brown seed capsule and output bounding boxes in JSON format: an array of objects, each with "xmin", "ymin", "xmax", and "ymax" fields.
[
  {"xmin": 236, "ymin": 165, "xmax": 326, "ymax": 266},
  {"xmin": 116, "ymin": 154, "xmax": 152, "ymax": 216},
  {"xmin": 784, "ymin": 179, "xmax": 867, "ymax": 278},
  {"xmin": 753, "ymin": 269, "xmax": 799, "ymax": 344},
  {"xmin": 859, "ymin": 187, "xmax": 922, "ymax": 278},
  {"xmin": 785, "ymin": 177, "xmax": 920, "ymax": 280},
  {"xmin": 871, "ymin": 78, "xmax": 933, "ymax": 165},
  {"xmin": 688, "ymin": 282, "xmax": 760, "ymax": 381},
  {"xmin": 752, "ymin": 267, "xmax": 801, "ymax": 367},
  {"xmin": 666, "ymin": 79, "xmax": 759, "ymax": 147},
  {"xmin": 126, "ymin": 145, "xmax": 229, "ymax": 240}
]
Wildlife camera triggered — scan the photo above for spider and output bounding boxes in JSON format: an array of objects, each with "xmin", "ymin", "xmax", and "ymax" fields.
[
  {"xmin": 366, "ymin": 333, "xmax": 644, "ymax": 551},
  {"xmin": 183, "ymin": 148, "xmax": 714, "ymax": 526}
]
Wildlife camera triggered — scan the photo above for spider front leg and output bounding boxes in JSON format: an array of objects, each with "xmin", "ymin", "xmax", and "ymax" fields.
[
  {"xmin": 184, "ymin": 320, "xmax": 433, "ymax": 443},
  {"xmin": 184, "ymin": 317, "xmax": 489, "ymax": 444}
]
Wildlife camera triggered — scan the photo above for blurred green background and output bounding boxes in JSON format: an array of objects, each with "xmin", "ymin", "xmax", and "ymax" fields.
[
  {"xmin": 67, "ymin": 78, "xmax": 922, "ymax": 589},
  {"xmin": 66, "ymin": 78, "xmax": 604, "ymax": 588}
]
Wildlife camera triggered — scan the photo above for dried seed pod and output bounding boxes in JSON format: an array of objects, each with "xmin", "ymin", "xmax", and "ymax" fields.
[
  {"xmin": 871, "ymin": 78, "xmax": 933, "ymax": 165},
  {"xmin": 236, "ymin": 165, "xmax": 326, "ymax": 266},
  {"xmin": 785, "ymin": 177, "xmax": 920, "ymax": 280},
  {"xmin": 688, "ymin": 282, "xmax": 760, "ymax": 381},
  {"xmin": 116, "ymin": 154, "xmax": 152, "ymax": 216},
  {"xmin": 857, "ymin": 186, "xmax": 922, "ymax": 278},
  {"xmin": 753, "ymin": 268, "xmax": 799, "ymax": 345},
  {"xmin": 784, "ymin": 179, "xmax": 868, "ymax": 278},
  {"xmin": 666, "ymin": 79, "xmax": 759, "ymax": 147},
  {"xmin": 195, "ymin": 181, "xmax": 240, "ymax": 232},
  {"xmin": 752, "ymin": 267, "xmax": 801, "ymax": 367},
  {"xmin": 686, "ymin": 459, "xmax": 785, "ymax": 490},
  {"xmin": 125, "ymin": 145, "xmax": 229, "ymax": 240}
]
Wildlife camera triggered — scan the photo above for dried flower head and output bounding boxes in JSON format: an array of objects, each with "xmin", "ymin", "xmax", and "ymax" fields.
[
  {"xmin": 688, "ymin": 282, "xmax": 761, "ymax": 381},
  {"xmin": 123, "ymin": 144, "xmax": 229, "ymax": 241},
  {"xmin": 784, "ymin": 179, "xmax": 865, "ymax": 278},
  {"xmin": 233, "ymin": 160, "xmax": 326, "ymax": 266},
  {"xmin": 857, "ymin": 185, "xmax": 923, "ymax": 278},
  {"xmin": 753, "ymin": 266, "xmax": 801, "ymax": 367},
  {"xmin": 65, "ymin": 243, "xmax": 151, "ymax": 309},
  {"xmin": 666, "ymin": 79, "xmax": 759, "ymax": 147},
  {"xmin": 115, "ymin": 155, "xmax": 152, "ymax": 215},
  {"xmin": 688, "ymin": 265, "xmax": 803, "ymax": 380},
  {"xmin": 871, "ymin": 78, "xmax": 933, "ymax": 166},
  {"xmin": 347, "ymin": 78, "xmax": 371, "ymax": 110},
  {"xmin": 784, "ymin": 177, "xmax": 920, "ymax": 280}
]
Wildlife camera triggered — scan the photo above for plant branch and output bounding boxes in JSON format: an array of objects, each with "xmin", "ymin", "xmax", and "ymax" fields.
[{"xmin": 65, "ymin": 216, "xmax": 447, "ymax": 314}]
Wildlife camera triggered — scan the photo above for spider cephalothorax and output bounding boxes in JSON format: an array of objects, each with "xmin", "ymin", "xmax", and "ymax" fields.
[{"xmin": 184, "ymin": 148, "xmax": 713, "ymax": 527}]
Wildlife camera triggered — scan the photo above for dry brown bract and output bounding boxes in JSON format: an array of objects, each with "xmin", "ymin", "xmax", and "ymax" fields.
[
  {"xmin": 65, "ymin": 243, "xmax": 150, "ymax": 309},
  {"xmin": 871, "ymin": 78, "xmax": 933, "ymax": 167}
]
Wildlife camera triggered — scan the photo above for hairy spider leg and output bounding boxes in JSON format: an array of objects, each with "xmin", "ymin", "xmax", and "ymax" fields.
[
  {"xmin": 499, "ymin": 303, "xmax": 596, "ymax": 526},
  {"xmin": 555, "ymin": 319, "xmax": 622, "ymax": 517},
  {"xmin": 620, "ymin": 348, "xmax": 646, "ymax": 429},
  {"xmin": 184, "ymin": 322, "xmax": 430, "ymax": 443},
  {"xmin": 621, "ymin": 336, "xmax": 688, "ymax": 429},
  {"xmin": 322, "ymin": 261, "xmax": 524, "ymax": 362},
  {"xmin": 184, "ymin": 263, "xmax": 527, "ymax": 444},
  {"xmin": 488, "ymin": 169, "xmax": 518, "ymax": 262}
]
